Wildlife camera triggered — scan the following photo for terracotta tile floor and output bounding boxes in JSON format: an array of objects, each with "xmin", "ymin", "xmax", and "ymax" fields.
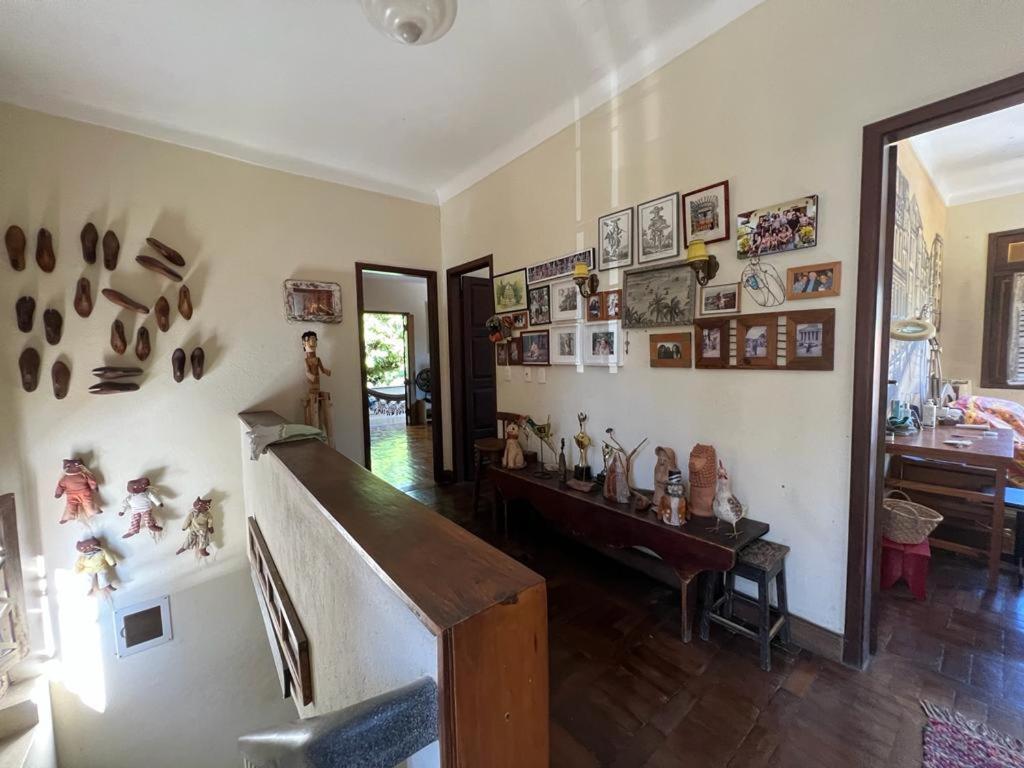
[
  {"xmin": 369, "ymin": 421, "xmax": 434, "ymax": 491},
  {"xmin": 414, "ymin": 480, "xmax": 1024, "ymax": 767}
]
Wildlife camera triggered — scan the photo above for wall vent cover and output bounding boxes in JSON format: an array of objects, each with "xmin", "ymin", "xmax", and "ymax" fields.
[{"xmin": 113, "ymin": 596, "xmax": 172, "ymax": 657}]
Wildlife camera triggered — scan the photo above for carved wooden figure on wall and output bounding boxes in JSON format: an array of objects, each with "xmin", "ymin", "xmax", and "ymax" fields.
[
  {"xmin": 120, "ymin": 477, "xmax": 164, "ymax": 539},
  {"xmin": 52, "ymin": 360, "xmax": 70, "ymax": 400},
  {"xmin": 102, "ymin": 230, "xmax": 119, "ymax": 270},
  {"xmin": 15, "ymin": 297, "xmax": 34, "ymax": 333},
  {"xmin": 74, "ymin": 537, "xmax": 117, "ymax": 596},
  {"xmin": 5, "ymin": 225, "xmax": 26, "ymax": 271},
  {"xmin": 110, "ymin": 319, "xmax": 127, "ymax": 354},
  {"xmin": 80, "ymin": 223, "xmax": 98, "ymax": 264},
  {"xmin": 36, "ymin": 228, "xmax": 55, "ymax": 273},
  {"xmin": 154, "ymin": 296, "xmax": 170, "ymax": 331},
  {"xmin": 18, "ymin": 348, "xmax": 39, "ymax": 392},
  {"xmin": 178, "ymin": 285, "xmax": 193, "ymax": 319},
  {"xmin": 43, "ymin": 309, "xmax": 62, "ymax": 345},
  {"xmin": 176, "ymin": 497, "xmax": 214, "ymax": 558},
  {"xmin": 56, "ymin": 458, "xmax": 102, "ymax": 524},
  {"xmin": 74, "ymin": 278, "xmax": 93, "ymax": 318},
  {"xmin": 146, "ymin": 237, "xmax": 185, "ymax": 267},
  {"xmin": 300, "ymin": 331, "xmax": 333, "ymax": 447}
]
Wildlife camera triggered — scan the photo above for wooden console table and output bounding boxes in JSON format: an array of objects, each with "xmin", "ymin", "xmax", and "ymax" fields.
[
  {"xmin": 886, "ymin": 424, "xmax": 1015, "ymax": 588},
  {"xmin": 488, "ymin": 464, "xmax": 769, "ymax": 643}
]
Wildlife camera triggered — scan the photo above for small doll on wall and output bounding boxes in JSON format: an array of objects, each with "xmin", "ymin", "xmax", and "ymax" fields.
[
  {"xmin": 55, "ymin": 458, "xmax": 102, "ymax": 524},
  {"xmin": 176, "ymin": 497, "xmax": 214, "ymax": 558},
  {"xmin": 120, "ymin": 477, "xmax": 164, "ymax": 539},
  {"xmin": 74, "ymin": 537, "xmax": 117, "ymax": 596}
]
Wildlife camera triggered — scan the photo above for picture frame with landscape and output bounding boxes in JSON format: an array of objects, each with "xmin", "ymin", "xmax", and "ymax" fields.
[
  {"xmin": 637, "ymin": 192, "xmax": 680, "ymax": 264},
  {"xmin": 551, "ymin": 324, "xmax": 582, "ymax": 365},
  {"xmin": 493, "ymin": 269, "xmax": 528, "ymax": 313},
  {"xmin": 597, "ymin": 207, "xmax": 634, "ymax": 270},
  {"xmin": 521, "ymin": 330, "xmax": 550, "ymax": 365},
  {"xmin": 682, "ymin": 180, "xmax": 730, "ymax": 247},
  {"xmin": 622, "ymin": 262, "xmax": 696, "ymax": 329},
  {"xmin": 700, "ymin": 282, "xmax": 740, "ymax": 316},
  {"xmin": 786, "ymin": 261, "xmax": 841, "ymax": 300},
  {"xmin": 785, "ymin": 309, "xmax": 835, "ymax": 370},
  {"xmin": 583, "ymin": 321, "xmax": 620, "ymax": 366},
  {"xmin": 284, "ymin": 279, "xmax": 343, "ymax": 323},
  {"xmin": 551, "ymin": 279, "xmax": 581, "ymax": 322},
  {"xmin": 649, "ymin": 332, "xmax": 692, "ymax": 368},
  {"xmin": 736, "ymin": 314, "xmax": 778, "ymax": 368},
  {"xmin": 695, "ymin": 317, "xmax": 729, "ymax": 368},
  {"xmin": 528, "ymin": 284, "xmax": 552, "ymax": 325}
]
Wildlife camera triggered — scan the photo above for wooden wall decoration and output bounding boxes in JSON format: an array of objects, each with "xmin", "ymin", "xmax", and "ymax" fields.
[{"xmin": 695, "ymin": 308, "xmax": 835, "ymax": 371}]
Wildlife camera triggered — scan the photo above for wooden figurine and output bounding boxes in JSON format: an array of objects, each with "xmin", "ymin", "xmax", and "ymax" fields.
[
  {"xmin": 102, "ymin": 230, "xmax": 119, "ymax": 270},
  {"xmin": 652, "ymin": 446, "xmax": 679, "ymax": 517},
  {"xmin": 573, "ymin": 412, "xmax": 592, "ymax": 481},
  {"xmin": 18, "ymin": 348, "xmax": 39, "ymax": 392},
  {"xmin": 176, "ymin": 497, "xmax": 214, "ymax": 558},
  {"xmin": 80, "ymin": 222, "xmax": 98, "ymax": 264},
  {"xmin": 689, "ymin": 444, "xmax": 718, "ymax": 517},
  {"xmin": 52, "ymin": 360, "xmax": 71, "ymax": 400},
  {"xmin": 558, "ymin": 438, "xmax": 568, "ymax": 483},
  {"xmin": 603, "ymin": 451, "xmax": 630, "ymax": 504},
  {"xmin": 301, "ymin": 332, "xmax": 333, "ymax": 446},
  {"xmin": 154, "ymin": 296, "xmax": 170, "ymax": 331},
  {"xmin": 178, "ymin": 284, "xmax": 193, "ymax": 320},
  {"xmin": 56, "ymin": 458, "xmax": 102, "ymax": 523},
  {"xmin": 146, "ymin": 237, "xmax": 186, "ymax": 267},
  {"xmin": 74, "ymin": 278, "xmax": 94, "ymax": 318},
  {"xmin": 110, "ymin": 319, "xmax": 128, "ymax": 354},
  {"xmin": 713, "ymin": 461, "xmax": 746, "ymax": 537},
  {"xmin": 43, "ymin": 309, "xmax": 62, "ymax": 345},
  {"xmin": 36, "ymin": 228, "xmax": 56, "ymax": 273},
  {"xmin": 502, "ymin": 422, "xmax": 526, "ymax": 469},
  {"xmin": 5, "ymin": 225, "xmax": 26, "ymax": 271},
  {"xmin": 120, "ymin": 477, "xmax": 164, "ymax": 538},
  {"xmin": 15, "ymin": 296, "xmax": 34, "ymax": 332},
  {"xmin": 663, "ymin": 469, "xmax": 687, "ymax": 527},
  {"xmin": 74, "ymin": 537, "xmax": 117, "ymax": 596}
]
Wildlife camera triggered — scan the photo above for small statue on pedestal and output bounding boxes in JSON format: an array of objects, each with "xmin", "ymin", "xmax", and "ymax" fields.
[
  {"xmin": 120, "ymin": 477, "xmax": 164, "ymax": 539},
  {"xmin": 74, "ymin": 537, "xmax": 117, "ymax": 596},
  {"xmin": 573, "ymin": 412, "xmax": 592, "ymax": 481},
  {"xmin": 502, "ymin": 422, "xmax": 526, "ymax": 469},
  {"xmin": 652, "ymin": 446, "xmax": 679, "ymax": 518},
  {"xmin": 301, "ymin": 331, "xmax": 334, "ymax": 447},
  {"xmin": 55, "ymin": 458, "xmax": 102, "ymax": 524},
  {"xmin": 176, "ymin": 497, "xmax": 215, "ymax": 558},
  {"xmin": 663, "ymin": 470, "xmax": 687, "ymax": 527},
  {"xmin": 558, "ymin": 439, "xmax": 568, "ymax": 484}
]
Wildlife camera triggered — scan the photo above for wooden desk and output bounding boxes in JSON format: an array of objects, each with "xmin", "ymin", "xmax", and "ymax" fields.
[
  {"xmin": 886, "ymin": 425, "xmax": 1014, "ymax": 588},
  {"xmin": 488, "ymin": 464, "xmax": 769, "ymax": 643}
]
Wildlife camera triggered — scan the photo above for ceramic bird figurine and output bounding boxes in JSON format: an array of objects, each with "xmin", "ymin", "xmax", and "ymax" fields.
[{"xmin": 713, "ymin": 460, "xmax": 746, "ymax": 537}]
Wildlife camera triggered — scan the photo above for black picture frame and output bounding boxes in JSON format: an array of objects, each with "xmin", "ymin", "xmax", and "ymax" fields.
[
  {"xmin": 527, "ymin": 284, "xmax": 552, "ymax": 326},
  {"xmin": 597, "ymin": 207, "xmax": 634, "ymax": 271}
]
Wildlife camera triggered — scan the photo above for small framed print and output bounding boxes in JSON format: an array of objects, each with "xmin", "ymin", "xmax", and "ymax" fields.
[
  {"xmin": 649, "ymin": 332, "xmax": 692, "ymax": 368},
  {"xmin": 603, "ymin": 289, "xmax": 622, "ymax": 321},
  {"xmin": 736, "ymin": 314, "xmax": 778, "ymax": 368},
  {"xmin": 494, "ymin": 269, "xmax": 528, "ymax": 313},
  {"xmin": 586, "ymin": 293, "xmax": 604, "ymax": 321},
  {"xmin": 695, "ymin": 318, "xmax": 729, "ymax": 368},
  {"xmin": 737, "ymin": 194, "xmax": 818, "ymax": 259},
  {"xmin": 528, "ymin": 284, "xmax": 552, "ymax": 325},
  {"xmin": 521, "ymin": 330, "xmax": 550, "ymax": 365},
  {"xmin": 551, "ymin": 324, "xmax": 582, "ymax": 365},
  {"xmin": 583, "ymin": 321, "xmax": 621, "ymax": 366},
  {"xmin": 786, "ymin": 261, "xmax": 841, "ymax": 300},
  {"xmin": 551, "ymin": 279, "xmax": 582, "ymax": 322},
  {"xmin": 495, "ymin": 341, "xmax": 509, "ymax": 366},
  {"xmin": 507, "ymin": 310, "xmax": 529, "ymax": 330},
  {"xmin": 597, "ymin": 207, "xmax": 634, "ymax": 270},
  {"xmin": 508, "ymin": 336, "xmax": 523, "ymax": 365},
  {"xmin": 637, "ymin": 192, "xmax": 680, "ymax": 264},
  {"xmin": 700, "ymin": 282, "xmax": 741, "ymax": 316},
  {"xmin": 526, "ymin": 249, "xmax": 595, "ymax": 284},
  {"xmin": 284, "ymin": 280, "xmax": 342, "ymax": 323},
  {"xmin": 785, "ymin": 309, "xmax": 835, "ymax": 370},
  {"xmin": 682, "ymin": 180, "xmax": 730, "ymax": 246}
]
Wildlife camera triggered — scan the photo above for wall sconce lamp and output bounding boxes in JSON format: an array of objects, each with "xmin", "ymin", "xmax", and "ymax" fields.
[
  {"xmin": 572, "ymin": 261, "xmax": 600, "ymax": 297},
  {"xmin": 684, "ymin": 240, "xmax": 719, "ymax": 286}
]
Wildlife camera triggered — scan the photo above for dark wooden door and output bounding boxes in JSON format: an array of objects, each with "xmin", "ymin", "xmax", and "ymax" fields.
[{"xmin": 461, "ymin": 276, "xmax": 497, "ymax": 479}]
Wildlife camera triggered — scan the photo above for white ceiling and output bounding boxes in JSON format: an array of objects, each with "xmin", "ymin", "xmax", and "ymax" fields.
[
  {"xmin": 909, "ymin": 103, "xmax": 1024, "ymax": 206},
  {"xmin": 0, "ymin": 0, "xmax": 762, "ymax": 204}
]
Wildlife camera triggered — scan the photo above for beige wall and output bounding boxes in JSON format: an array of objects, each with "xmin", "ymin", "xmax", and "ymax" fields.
[
  {"xmin": 439, "ymin": 0, "xmax": 1024, "ymax": 632},
  {"xmin": 944, "ymin": 191, "xmax": 1024, "ymax": 403},
  {"xmin": 0, "ymin": 102, "xmax": 440, "ymax": 766}
]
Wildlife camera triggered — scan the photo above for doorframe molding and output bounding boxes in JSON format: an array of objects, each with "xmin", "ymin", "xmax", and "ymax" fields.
[
  {"xmin": 355, "ymin": 262, "xmax": 444, "ymax": 484},
  {"xmin": 845, "ymin": 70, "xmax": 1024, "ymax": 668},
  {"xmin": 446, "ymin": 255, "xmax": 494, "ymax": 482}
]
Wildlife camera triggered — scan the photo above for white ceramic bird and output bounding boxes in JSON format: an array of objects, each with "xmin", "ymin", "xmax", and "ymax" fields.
[{"xmin": 713, "ymin": 460, "xmax": 746, "ymax": 537}]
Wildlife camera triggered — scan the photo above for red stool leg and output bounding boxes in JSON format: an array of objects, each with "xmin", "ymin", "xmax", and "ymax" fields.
[
  {"xmin": 903, "ymin": 552, "xmax": 929, "ymax": 600},
  {"xmin": 880, "ymin": 544, "xmax": 904, "ymax": 590}
]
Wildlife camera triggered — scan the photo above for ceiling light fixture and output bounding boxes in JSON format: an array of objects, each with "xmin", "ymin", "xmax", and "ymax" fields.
[{"xmin": 361, "ymin": 0, "xmax": 457, "ymax": 46}]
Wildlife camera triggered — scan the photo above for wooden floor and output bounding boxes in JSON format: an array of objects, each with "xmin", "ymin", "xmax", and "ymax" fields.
[
  {"xmin": 369, "ymin": 421, "xmax": 434, "ymax": 491},
  {"xmin": 410, "ymin": 480, "xmax": 1024, "ymax": 767}
]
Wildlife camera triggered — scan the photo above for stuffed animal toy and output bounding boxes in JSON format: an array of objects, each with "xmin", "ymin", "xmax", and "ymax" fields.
[
  {"xmin": 176, "ymin": 497, "xmax": 215, "ymax": 558},
  {"xmin": 652, "ymin": 446, "xmax": 679, "ymax": 518},
  {"xmin": 502, "ymin": 422, "xmax": 526, "ymax": 470},
  {"xmin": 74, "ymin": 537, "xmax": 117, "ymax": 596},
  {"xmin": 55, "ymin": 458, "xmax": 102, "ymax": 524},
  {"xmin": 120, "ymin": 477, "xmax": 164, "ymax": 539}
]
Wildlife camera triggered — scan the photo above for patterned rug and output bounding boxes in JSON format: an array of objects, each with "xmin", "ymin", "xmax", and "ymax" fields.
[{"xmin": 922, "ymin": 701, "xmax": 1024, "ymax": 768}]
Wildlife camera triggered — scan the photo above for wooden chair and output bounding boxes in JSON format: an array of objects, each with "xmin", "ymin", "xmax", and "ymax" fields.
[{"xmin": 472, "ymin": 411, "xmax": 521, "ymax": 514}]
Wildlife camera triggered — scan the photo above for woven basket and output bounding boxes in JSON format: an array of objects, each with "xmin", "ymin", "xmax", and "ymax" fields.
[{"xmin": 881, "ymin": 490, "xmax": 943, "ymax": 545}]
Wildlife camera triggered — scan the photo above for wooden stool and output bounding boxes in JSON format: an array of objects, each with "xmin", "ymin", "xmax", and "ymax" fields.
[
  {"xmin": 472, "ymin": 411, "xmax": 521, "ymax": 515},
  {"xmin": 880, "ymin": 536, "xmax": 931, "ymax": 600},
  {"xmin": 700, "ymin": 539, "xmax": 791, "ymax": 672}
]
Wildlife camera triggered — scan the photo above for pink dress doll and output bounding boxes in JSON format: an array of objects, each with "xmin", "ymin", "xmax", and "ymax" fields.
[{"xmin": 55, "ymin": 458, "xmax": 102, "ymax": 524}]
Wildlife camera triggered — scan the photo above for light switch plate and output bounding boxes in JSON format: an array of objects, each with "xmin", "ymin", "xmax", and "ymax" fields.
[
  {"xmin": 537, "ymin": 368, "xmax": 546, "ymax": 384},
  {"xmin": 523, "ymin": 368, "xmax": 532, "ymax": 382},
  {"xmin": 503, "ymin": 366, "xmax": 512, "ymax": 381}
]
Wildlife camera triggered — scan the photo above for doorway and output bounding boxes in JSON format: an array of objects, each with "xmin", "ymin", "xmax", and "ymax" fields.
[
  {"xmin": 845, "ymin": 71, "xmax": 1024, "ymax": 668},
  {"xmin": 356, "ymin": 263, "xmax": 444, "ymax": 490},
  {"xmin": 446, "ymin": 255, "xmax": 496, "ymax": 482}
]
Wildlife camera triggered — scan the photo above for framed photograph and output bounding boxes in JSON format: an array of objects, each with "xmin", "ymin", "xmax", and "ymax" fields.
[
  {"xmin": 283, "ymin": 280, "xmax": 342, "ymax": 323},
  {"xmin": 736, "ymin": 314, "xmax": 778, "ymax": 368},
  {"xmin": 583, "ymin": 321, "xmax": 621, "ymax": 366},
  {"xmin": 786, "ymin": 261, "xmax": 841, "ymax": 300},
  {"xmin": 551, "ymin": 324, "xmax": 582, "ymax": 365},
  {"xmin": 682, "ymin": 180, "xmax": 730, "ymax": 246},
  {"xmin": 695, "ymin": 318, "xmax": 729, "ymax": 368},
  {"xmin": 700, "ymin": 282, "xmax": 741, "ymax": 316},
  {"xmin": 637, "ymin": 192, "xmax": 680, "ymax": 263},
  {"xmin": 649, "ymin": 332, "xmax": 692, "ymax": 368},
  {"xmin": 526, "ymin": 249, "xmax": 595, "ymax": 284},
  {"xmin": 494, "ymin": 269, "xmax": 528, "ymax": 313},
  {"xmin": 508, "ymin": 336, "xmax": 523, "ymax": 365},
  {"xmin": 586, "ymin": 293, "xmax": 604, "ymax": 321},
  {"xmin": 786, "ymin": 309, "xmax": 835, "ymax": 370},
  {"xmin": 507, "ymin": 310, "xmax": 529, "ymax": 330},
  {"xmin": 736, "ymin": 194, "xmax": 818, "ymax": 259},
  {"xmin": 521, "ymin": 330, "xmax": 550, "ymax": 365},
  {"xmin": 597, "ymin": 207, "xmax": 634, "ymax": 270},
  {"xmin": 622, "ymin": 261, "xmax": 696, "ymax": 329},
  {"xmin": 603, "ymin": 289, "xmax": 622, "ymax": 321},
  {"xmin": 551, "ymin": 279, "xmax": 582, "ymax": 322},
  {"xmin": 495, "ymin": 341, "xmax": 509, "ymax": 366},
  {"xmin": 527, "ymin": 284, "xmax": 552, "ymax": 326}
]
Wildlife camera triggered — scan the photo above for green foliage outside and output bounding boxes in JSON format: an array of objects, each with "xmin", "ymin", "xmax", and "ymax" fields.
[{"xmin": 363, "ymin": 313, "xmax": 406, "ymax": 386}]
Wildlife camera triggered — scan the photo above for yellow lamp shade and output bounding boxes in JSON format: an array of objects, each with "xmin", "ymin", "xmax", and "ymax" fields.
[
  {"xmin": 572, "ymin": 261, "xmax": 590, "ymax": 279},
  {"xmin": 686, "ymin": 240, "xmax": 709, "ymax": 263}
]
